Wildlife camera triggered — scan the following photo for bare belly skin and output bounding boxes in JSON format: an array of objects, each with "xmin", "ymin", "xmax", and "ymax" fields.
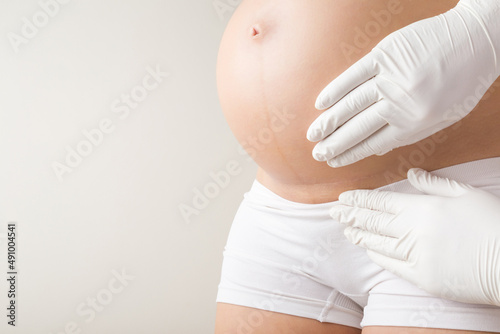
[{"xmin": 217, "ymin": 0, "xmax": 500, "ymax": 203}]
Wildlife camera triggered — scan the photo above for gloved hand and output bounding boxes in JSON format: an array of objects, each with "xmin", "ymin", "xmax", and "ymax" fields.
[
  {"xmin": 307, "ymin": 0, "xmax": 500, "ymax": 168},
  {"xmin": 330, "ymin": 168, "xmax": 500, "ymax": 306}
]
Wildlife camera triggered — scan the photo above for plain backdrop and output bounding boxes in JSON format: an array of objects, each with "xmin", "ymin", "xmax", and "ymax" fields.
[{"xmin": 0, "ymin": 0, "xmax": 256, "ymax": 333}]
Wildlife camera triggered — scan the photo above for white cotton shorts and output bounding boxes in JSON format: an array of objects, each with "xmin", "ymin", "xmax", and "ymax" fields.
[{"xmin": 216, "ymin": 157, "xmax": 500, "ymax": 331}]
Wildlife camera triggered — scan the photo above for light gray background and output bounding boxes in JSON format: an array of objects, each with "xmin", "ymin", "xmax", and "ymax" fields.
[{"xmin": 0, "ymin": 0, "xmax": 256, "ymax": 333}]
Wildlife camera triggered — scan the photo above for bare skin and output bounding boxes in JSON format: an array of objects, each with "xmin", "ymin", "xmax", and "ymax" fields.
[
  {"xmin": 215, "ymin": 303, "xmax": 362, "ymax": 334},
  {"xmin": 215, "ymin": 303, "xmax": 495, "ymax": 334},
  {"xmin": 217, "ymin": 0, "xmax": 500, "ymax": 204},
  {"xmin": 215, "ymin": 0, "xmax": 500, "ymax": 332}
]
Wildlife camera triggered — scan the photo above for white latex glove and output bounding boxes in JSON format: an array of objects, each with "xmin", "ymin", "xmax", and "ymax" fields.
[
  {"xmin": 329, "ymin": 168, "xmax": 500, "ymax": 306},
  {"xmin": 307, "ymin": 0, "xmax": 500, "ymax": 168}
]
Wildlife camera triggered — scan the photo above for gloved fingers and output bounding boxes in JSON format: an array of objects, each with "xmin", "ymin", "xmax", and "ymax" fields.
[
  {"xmin": 307, "ymin": 79, "xmax": 382, "ymax": 142},
  {"xmin": 325, "ymin": 125, "xmax": 406, "ymax": 167},
  {"xmin": 407, "ymin": 168, "xmax": 473, "ymax": 197},
  {"xmin": 344, "ymin": 226, "xmax": 407, "ymax": 261},
  {"xmin": 337, "ymin": 189, "xmax": 415, "ymax": 215},
  {"xmin": 330, "ymin": 205, "xmax": 399, "ymax": 237},
  {"xmin": 312, "ymin": 105, "xmax": 388, "ymax": 162},
  {"xmin": 315, "ymin": 52, "xmax": 379, "ymax": 110}
]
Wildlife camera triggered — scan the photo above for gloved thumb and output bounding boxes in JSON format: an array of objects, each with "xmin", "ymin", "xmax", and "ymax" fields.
[{"xmin": 407, "ymin": 168, "xmax": 472, "ymax": 197}]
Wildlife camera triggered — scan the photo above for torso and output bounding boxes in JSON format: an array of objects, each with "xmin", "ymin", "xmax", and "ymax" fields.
[{"xmin": 217, "ymin": 0, "xmax": 500, "ymax": 203}]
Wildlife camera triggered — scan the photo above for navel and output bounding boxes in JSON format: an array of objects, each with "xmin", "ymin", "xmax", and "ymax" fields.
[{"xmin": 249, "ymin": 24, "xmax": 262, "ymax": 39}]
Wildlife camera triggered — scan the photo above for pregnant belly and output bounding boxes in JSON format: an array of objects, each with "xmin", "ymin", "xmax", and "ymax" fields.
[{"xmin": 217, "ymin": 0, "xmax": 500, "ymax": 203}]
